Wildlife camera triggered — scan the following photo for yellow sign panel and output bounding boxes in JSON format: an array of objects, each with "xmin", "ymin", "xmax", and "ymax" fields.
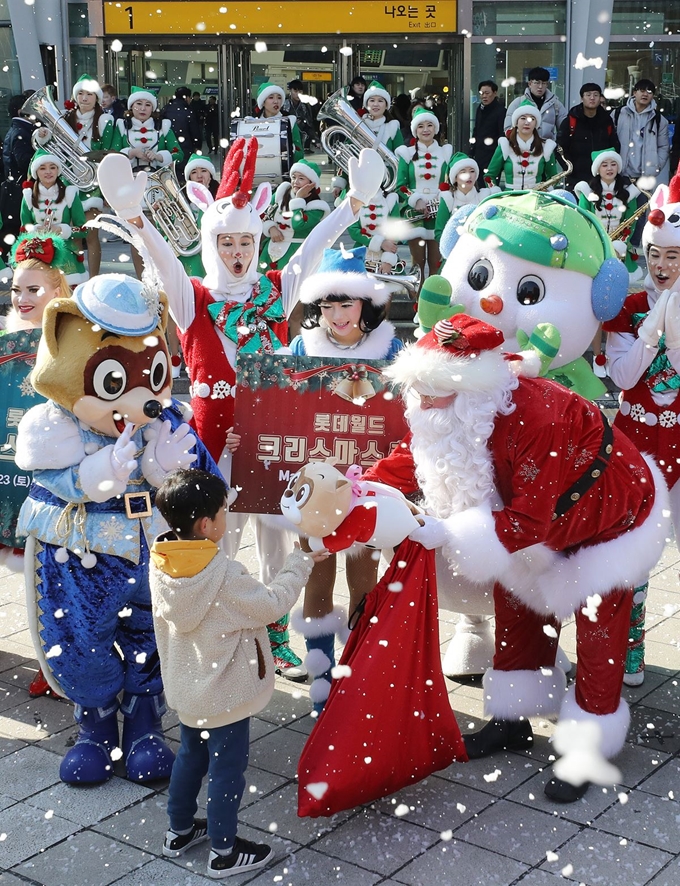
[
  {"xmin": 104, "ymin": 1, "xmax": 457, "ymax": 36},
  {"xmin": 302, "ymin": 72, "xmax": 334, "ymax": 81}
]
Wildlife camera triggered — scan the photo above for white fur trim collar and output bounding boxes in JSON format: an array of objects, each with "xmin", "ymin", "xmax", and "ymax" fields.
[{"xmin": 300, "ymin": 320, "xmax": 396, "ymax": 358}]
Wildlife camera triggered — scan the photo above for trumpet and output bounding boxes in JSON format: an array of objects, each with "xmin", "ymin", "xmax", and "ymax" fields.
[
  {"xmin": 403, "ymin": 197, "xmax": 440, "ymax": 222},
  {"xmin": 319, "ymin": 89, "xmax": 400, "ymax": 192},
  {"xmin": 21, "ymin": 86, "xmax": 99, "ymax": 193},
  {"xmin": 533, "ymin": 146, "xmax": 573, "ymax": 192},
  {"xmin": 143, "ymin": 165, "xmax": 201, "ymax": 257},
  {"xmin": 608, "ymin": 189, "xmax": 652, "ymax": 242}
]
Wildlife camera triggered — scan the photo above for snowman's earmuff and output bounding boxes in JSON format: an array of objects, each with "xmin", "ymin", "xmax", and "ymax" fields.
[{"xmin": 439, "ymin": 204, "xmax": 478, "ymax": 258}]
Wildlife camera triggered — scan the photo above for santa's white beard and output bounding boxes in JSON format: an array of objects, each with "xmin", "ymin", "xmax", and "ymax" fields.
[{"xmin": 406, "ymin": 383, "xmax": 516, "ymax": 519}]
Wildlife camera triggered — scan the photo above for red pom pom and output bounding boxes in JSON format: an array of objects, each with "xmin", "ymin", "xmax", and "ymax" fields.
[
  {"xmin": 231, "ymin": 192, "xmax": 249, "ymax": 209},
  {"xmin": 171, "ymin": 354, "xmax": 182, "ymax": 367},
  {"xmin": 594, "ymin": 354, "xmax": 607, "ymax": 366},
  {"xmin": 64, "ymin": 100, "xmax": 76, "ymax": 110},
  {"xmin": 439, "ymin": 182, "xmax": 451, "ymax": 191},
  {"xmin": 22, "ymin": 180, "xmax": 31, "ymax": 189},
  {"xmin": 648, "ymin": 208, "xmax": 666, "ymax": 227}
]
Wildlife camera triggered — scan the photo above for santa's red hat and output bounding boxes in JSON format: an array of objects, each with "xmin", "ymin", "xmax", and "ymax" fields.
[{"xmin": 385, "ymin": 315, "xmax": 514, "ymax": 396}]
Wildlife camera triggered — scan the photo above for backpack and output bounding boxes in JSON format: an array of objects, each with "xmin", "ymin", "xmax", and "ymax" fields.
[{"xmin": 613, "ymin": 105, "xmax": 662, "ymax": 134}]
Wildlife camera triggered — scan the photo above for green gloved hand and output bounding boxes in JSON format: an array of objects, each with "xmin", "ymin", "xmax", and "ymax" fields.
[
  {"xmin": 516, "ymin": 323, "xmax": 562, "ymax": 377},
  {"xmin": 416, "ymin": 275, "xmax": 465, "ymax": 335}
]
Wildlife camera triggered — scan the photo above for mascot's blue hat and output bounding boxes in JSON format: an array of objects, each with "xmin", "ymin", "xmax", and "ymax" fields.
[{"xmin": 73, "ymin": 274, "xmax": 161, "ymax": 336}]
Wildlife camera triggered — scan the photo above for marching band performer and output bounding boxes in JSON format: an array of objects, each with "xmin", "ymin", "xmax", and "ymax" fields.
[
  {"xmin": 484, "ymin": 101, "xmax": 560, "ymax": 191},
  {"xmin": 434, "ymin": 152, "xmax": 496, "ymax": 242},
  {"xmin": 259, "ymin": 159, "xmax": 330, "ymax": 272},
  {"xmin": 21, "ymin": 149, "xmax": 88, "ymax": 285},
  {"xmin": 36, "ymin": 74, "xmax": 114, "ymax": 277},
  {"xmin": 111, "ymin": 86, "xmax": 184, "ymax": 173},
  {"xmin": 345, "ymin": 184, "xmax": 403, "ymax": 274},
  {"xmin": 256, "ymin": 83, "xmax": 304, "ymax": 164},
  {"xmin": 177, "ymin": 153, "xmax": 219, "ymax": 279},
  {"xmin": 362, "ymin": 81, "xmax": 404, "ymax": 153},
  {"xmin": 395, "ymin": 105, "xmax": 452, "ymax": 282},
  {"xmin": 575, "ymin": 148, "xmax": 641, "ymax": 276}
]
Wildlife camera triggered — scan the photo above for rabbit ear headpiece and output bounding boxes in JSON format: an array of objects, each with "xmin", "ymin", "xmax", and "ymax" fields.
[{"xmin": 187, "ymin": 137, "xmax": 272, "ymax": 293}]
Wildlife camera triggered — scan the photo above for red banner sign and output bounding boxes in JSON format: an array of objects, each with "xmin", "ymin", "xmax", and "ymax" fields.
[{"xmin": 231, "ymin": 353, "xmax": 409, "ymax": 514}]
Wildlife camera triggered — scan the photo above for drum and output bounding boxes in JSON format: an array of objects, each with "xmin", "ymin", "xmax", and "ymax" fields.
[{"xmin": 230, "ymin": 116, "xmax": 294, "ymax": 185}]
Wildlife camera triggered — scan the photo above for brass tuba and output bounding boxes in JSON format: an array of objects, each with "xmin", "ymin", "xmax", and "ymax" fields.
[
  {"xmin": 319, "ymin": 89, "xmax": 400, "ymax": 192},
  {"xmin": 21, "ymin": 86, "xmax": 99, "ymax": 192},
  {"xmin": 533, "ymin": 146, "xmax": 573, "ymax": 192},
  {"xmin": 367, "ymin": 265, "xmax": 422, "ymax": 295},
  {"xmin": 143, "ymin": 165, "xmax": 201, "ymax": 257}
]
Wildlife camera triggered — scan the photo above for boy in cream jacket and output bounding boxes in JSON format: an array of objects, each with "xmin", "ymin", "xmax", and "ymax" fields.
[{"xmin": 150, "ymin": 468, "xmax": 327, "ymax": 879}]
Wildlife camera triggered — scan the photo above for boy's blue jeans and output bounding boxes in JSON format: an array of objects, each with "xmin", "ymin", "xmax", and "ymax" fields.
[{"xmin": 167, "ymin": 718, "xmax": 250, "ymax": 850}]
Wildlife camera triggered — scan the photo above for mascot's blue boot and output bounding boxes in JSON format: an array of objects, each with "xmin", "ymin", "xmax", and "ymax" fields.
[
  {"xmin": 121, "ymin": 692, "xmax": 175, "ymax": 782},
  {"xmin": 60, "ymin": 699, "xmax": 120, "ymax": 784}
]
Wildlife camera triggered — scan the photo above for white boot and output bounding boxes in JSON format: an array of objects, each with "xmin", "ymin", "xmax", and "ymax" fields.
[{"xmin": 442, "ymin": 614, "xmax": 494, "ymax": 678}]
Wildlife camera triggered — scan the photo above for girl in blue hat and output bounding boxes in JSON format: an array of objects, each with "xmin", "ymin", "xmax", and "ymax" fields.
[{"xmin": 289, "ymin": 246, "xmax": 403, "ymax": 711}]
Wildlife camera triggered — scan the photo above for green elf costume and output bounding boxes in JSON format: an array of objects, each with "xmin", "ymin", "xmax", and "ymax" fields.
[
  {"xmin": 111, "ymin": 86, "xmax": 184, "ymax": 172},
  {"xmin": 34, "ymin": 74, "xmax": 114, "ymax": 212},
  {"xmin": 345, "ymin": 184, "xmax": 403, "ymax": 270},
  {"xmin": 256, "ymin": 83, "xmax": 304, "ymax": 163},
  {"xmin": 362, "ymin": 81, "xmax": 404, "ymax": 153},
  {"xmin": 395, "ymin": 106, "xmax": 451, "ymax": 242},
  {"xmin": 484, "ymin": 100, "xmax": 560, "ymax": 190},
  {"xmin": 434, "ymin": 152, "xmax": 499, "ymax": 242},
  {"xmin": 259, "ymin": 159, "xmax": 329, "ymax": 271},
  {"xmin": 21, "ymin": 149, "xmax": 88, "ymax": 285},
  {"xmin": 178, "ymin": 152, "xmax": 218, "ymax": 278},
  {"xmin": 575, "ymin": 148, "xmax": 641, "ymax": 278}
]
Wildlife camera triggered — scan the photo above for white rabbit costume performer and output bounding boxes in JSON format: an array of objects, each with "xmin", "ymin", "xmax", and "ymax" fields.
[{"xmin": 96, "ymin": 142, "xmax": 385, "ymax": 673}]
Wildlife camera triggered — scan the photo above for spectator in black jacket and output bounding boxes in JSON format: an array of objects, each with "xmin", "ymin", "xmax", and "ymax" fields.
[
  {"xmin": 558, "ymin": 83, "xmax": 620, "ymax": 190},
  {"xmin": 204, "ymin": 95, "xmax": 220, "ymax": 153},
  {"xmin": 161, "ymin": 86, "xmax": 202, "ymax": 180},
  {"xmin": 102, "ymin": 84, "xmax": 126, "ymax": 121},
  {"xmin": 469, "ymin": 80, "xmax": 506, "ymax": 187},
  {"xmin": 1, "ymin": 94, "xmax": 34, "ymax": 255}
]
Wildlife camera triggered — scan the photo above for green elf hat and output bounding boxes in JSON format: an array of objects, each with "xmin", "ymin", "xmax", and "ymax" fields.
[
  {"xmin": 289, "ymin": 159, "xmax": 321, "ymax": 189},
  {"xmin": 29, "ymin": 148, "xmax": 62, "ymax": 179},
  {"xmin": 184, "ymin": 152, "xmax": 217, "ymax": 180},
  {"xmin": 363, "ymin": 81, "xmax": 391, "ymax": 108},
  {"xmin": 591, "ymin": 148, "xmax": 623, "ymax": 177},
  {"xmin": 410, "ymin": 105, "xmax": 439, "ymax": 136},
  {"xmin": 127, "ymin": 85, "xmax": 157, "ymax": 111},
  {"xmin": 10, "ymin": 231, "xmax": 71, "ymax": 270},
  {"xmin": 72, "ymin": 73, "xmax": 103, "ymax": 104},
  {"xmin": 448, "ymin": 152, "xmax": 479, "ymax": 184},
  {"xmin": 256, "ymin": 82, "xmax": 285, "ymax": 109},
  {"xmin": 446, "ymin": 190, "xmax": 629, "ymax": 322},
  {"xmin": 510, "ymin": 99, "xmax": 542, "ymax": 129}
]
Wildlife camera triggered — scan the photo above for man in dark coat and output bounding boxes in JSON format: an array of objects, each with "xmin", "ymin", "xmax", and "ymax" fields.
[
  {"xmin": 161, "ymin": 86, "xmax": 202, "ymax": 180},
  {"xmin": 283, "ymin": 79, "xmax": 316, "ymax": 153},
  {"xmin": 558, "ymin": 83, "xmax": 620, "ymax": 190},
  {"xmin": 469, "ymin": 80, "xmax": 505, "ymax": 186},
  {"xmin": 1, "ymin": 94, "xmax": 34, "ymax": 257}
]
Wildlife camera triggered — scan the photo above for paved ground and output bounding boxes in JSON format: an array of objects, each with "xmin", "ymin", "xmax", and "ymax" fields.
[
  {"xmin": 1, "ymin": 526, "xmax": 680, "ymax": 886},
  {"xmin": 3, "ymin": 174, "xmax": 680, "ymax": 885}
]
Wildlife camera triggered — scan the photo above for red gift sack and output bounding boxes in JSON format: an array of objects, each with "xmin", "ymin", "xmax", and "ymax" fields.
[{"xmin": 297, "ymin": 539, "xmax": 468, "ymax": 818}]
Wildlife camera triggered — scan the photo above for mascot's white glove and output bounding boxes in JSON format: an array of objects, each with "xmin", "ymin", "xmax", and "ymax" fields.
[
  {"xmin": 97, "ymin": 153, "xmax": 148, "ymax": 220},
  {"xmin": 638, "ymin": 289, "xmax": 670, "ymax": 347},
  {"xmin": 347, "ymin": 149, "xmax": 386, "ymax": 205},
  {"xmin": 111, "ymin": 422, "xmax": 138, "ymax": 482},
  {"xmin": 408, "ymin": 514, "xmax": 449, "ymax": 550},
  {"xmin": 142, "ymin": 420, "xmax": 197, "ymax": 486},
  {"xmin": 663, "ymin": 291, "xmax": 680, "ymax": 350}
]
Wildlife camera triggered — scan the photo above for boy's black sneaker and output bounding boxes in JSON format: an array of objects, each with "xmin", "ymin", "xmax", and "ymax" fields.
[
  {"xmin": 162, "ymin": 818, "xmax": 209, "ymax": 857},
  {"xmin": 207, "ymin": 837, "xmax": 274, "ymax": 878}
]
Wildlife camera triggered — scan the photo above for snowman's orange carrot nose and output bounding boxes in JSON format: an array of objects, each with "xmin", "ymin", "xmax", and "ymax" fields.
[{"xmin": 480, "ymin": 295, "xmax": 503, "ymax": 315}]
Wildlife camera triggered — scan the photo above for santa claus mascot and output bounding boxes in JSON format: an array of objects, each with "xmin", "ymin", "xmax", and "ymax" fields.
[{"xmin": 385, "ymin": 314, "xmax": 669, "ymax": 802}]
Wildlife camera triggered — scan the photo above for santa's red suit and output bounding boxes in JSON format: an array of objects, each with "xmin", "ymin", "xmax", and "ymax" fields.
[{"xmin": 378, "ymin": 315, "xmax": 670, "ymax": 762}]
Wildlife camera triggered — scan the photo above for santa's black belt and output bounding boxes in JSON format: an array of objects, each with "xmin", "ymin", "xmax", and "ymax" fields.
[{"xmin": 552, "ymin": 412, "xmax": 613, "ymax": 521}]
